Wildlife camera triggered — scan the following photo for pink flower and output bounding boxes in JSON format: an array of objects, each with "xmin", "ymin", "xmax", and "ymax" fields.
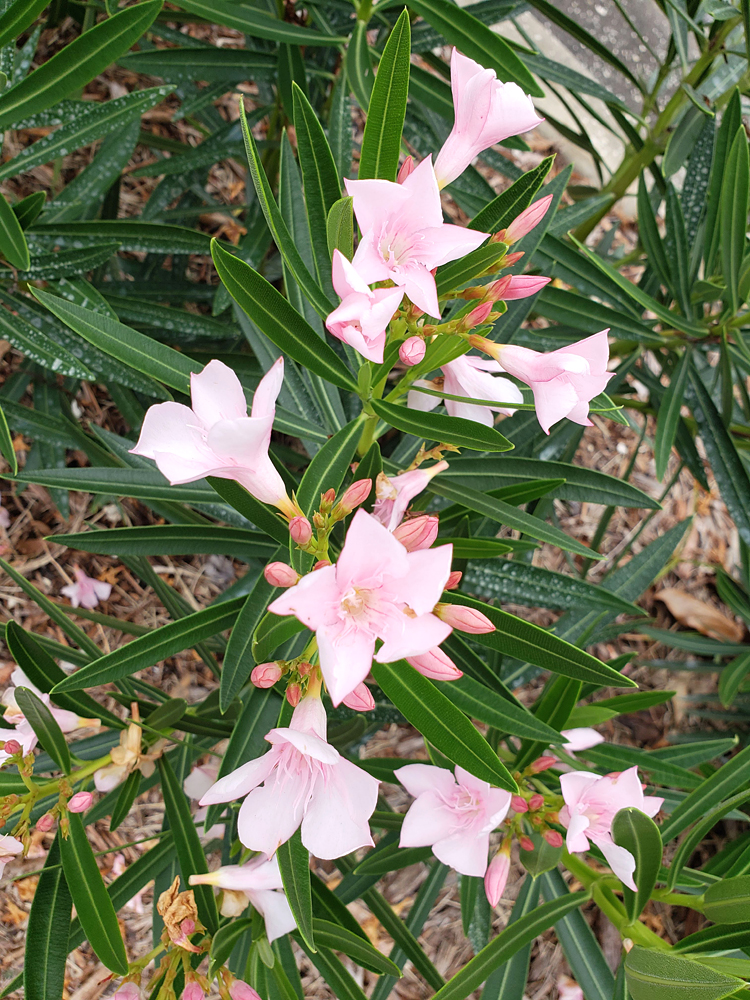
[
  {"xmin": 36, "ymin": 813, "xmax": 55, "ymax": 832},
  {"xmin": 268, "ymin": 510, "xmax": 453, "ymax": 705},
  {"xmin": 68, "ymin": 791, "xmax": 93, "ymax": 813},
  {"xmin": 333, "ymin": 479, "xmax": 372, "ymax": 518},
  {"xmin": 345, "ymin": 156, "xmax": 488, "ymax": 318},
  {"xmin": 502, "ymin": 195, "xmax": 553, "ymax": 244},
  {"xmin": 61, "ymin": 567, "xmax": 112, "ymax": 610},
  {"xmin": 475, "ymin": 330, "xmax": 614, "ymax": 435},
  {"xmin": 3, "ymin": 668, "xmax": 98, "ymax": 733},
  {"xmin": 184, "ymin": 762, "xmax": 220, "ymax": 801},
  {"xmin": 131, "ymin": 358, "xmax": 296, "ymax": 516},
  {"xmin": 397, "ymin": 156, "xmax": 415, "ymax": 183},
  {"xmin": 406, "ymin": 646, "xmax": 462, "ymax": 680},
  {"xmin": 325, "ymin": 250, "xmax": 404, "ymax": 363},
  {"xmin": 0, "ymin": 834, "xmax": 23, "ymax": 878},
  {"xmin": 229, "ymin": 983, "xmax": 261, "ymax": 1000},
  {"xmin": 342, "ymin": 682, "xmax": 375, "ymax": 712},
  {"xmin": 0, "ymin": 723, "xmax": 36, "ymax": 764},
  {"xmin": 372, "ymin": 462, "xmax": 448, "ymax": 532},
  {"xmin": 190, "ymin": 854, "xmax": 296, "ymax": 942},
  {"xmin": 434, "ymin": 604, "xmax": 495, "ymax": 634},
  {"xmin": 397, "ymin": 763, "xmax": 511, "ymax": 876},
  {"xmin": 559, "ymin": 766, "xmax": 663, "ymax": 890},
  {"xmin": 392, "ymin": 514, "xmax": 439, "ymax": 552},
  {"xmin": 433, "ymin": 49, "xmax": 544, "ymax": 188},
  {"xmin": 409, "ymin": 355, "xmax": 523, "ymax": 427},
  {"xmin": 484, "ymin": 847, "xmax": 510, "ymax": 906},
  {"xmin": 399, "ymin": 337, "xmax": 426, "ymax": 366},
  {"xmin": 199, "ymin": 694, "xmax": 378, "ymax": 859},
  {"xmin": 561, "ymin": 728, "xmax": 605, "ymax": 753}
]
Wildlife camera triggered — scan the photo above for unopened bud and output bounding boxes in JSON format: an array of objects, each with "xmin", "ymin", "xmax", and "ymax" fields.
[
  {"xmin": 320, "ymin": 489, "xmax": 336, "ymax": 511},
  {"xmin": 446, "ymin": 570, "xmax": 462, "ymax": 590},
  {"xmin": 182, "ymin": 983, "xmax": 205, "ymax": 1000},
  {"xmin": 484, "ymin": 849, "xmax": 510, "ymax": 907},
  {"xmin": 117, "ymin": 985, "xmax": 142, "ymax": 1000},
  {"xmin": 36, "ymin": 813, "xmax": 55, "ymax": 832},
  {"xmin": 298, "ymin": 661, "xmax": 312, "ymax": 677},
  {"xmin": 407, "ymin": 646, "xmax": 462, "ymax": 681},
  {"xmin": 286, "ymin": 684, "xmax": 301, "ymax": 707},
  {"xmin": 397, "ymin": 156, "xmax": 415, "ymax": 183},
  {"xmin": 519, "ymin": 835, "xmax": 534, "ymax": 852},
  {"xmin": 435, "ymin": 603, "xmax": 495, "ymax": 634},
  {"xmin": 2, "ymin": 740, "xmax": 21, "ymax": 756},
  {"xmin": 530, "ymin": 756, "xmax": 557, "ymax": 773},
  {"xmin": 289, "ymin": 516, "xmax": 312, "ymax": 546},
  {"xmin": 251, "ymin": 663, "xmax": 282, "ymax": 688},
  {"xmin": 342, "ymin": 682, "xmax": 375, "ymax": 712},
  {"xmin": 68, "ymin": 791, "xmax": 93, "ymax": 813},
  {"xmin": 313, "ymin": 559, "xmax": 331, "ymax": 570},
  {"xmin": 511, "ymin": 795, "xmax": 528, "ymax": 813},
  {"xmin": 503, "ymin": 251, "xmax": 524, "ymax": 266},
  {"xmin": 399, "ymin": 337, "xmax": 426, "ymax": 366},
  {"xmin": 229, "ymin": 983, "xmax": 262, "ymax": 1000},
  {"xmin": 393, "ymin": 514, "xmax": 439, "ymax": 552},
  {"xmin": 545, "ymin": 811, "xmax": 560, "ymax": 824},
  {"xmin": 486, "ymin": 276, "xmax": 511, "ymax": 300},
  {"xmin": 528, "ymin": 793, "xmax": 544, "ymax": 811},
  {"xmin": 264, "ymin": 562, "xmax": 299, "ymax": 588},
  {"xmin": 463, "ymin": 301, "xmax": 494, "ymax": 330},
  {"xmin": 502, "ymin": 275, "xmax": 551, "ymax": 300},
  {"xmin": 543, "ymin": 830, "xmax": 563, "ymax": 848},
  {"xmin": 504, "ymin": 195, "xmax": 553, "ymax": 244},
  {"xmin": 333, "ymin": 479, "xmax": 372, "ymax": 518}
]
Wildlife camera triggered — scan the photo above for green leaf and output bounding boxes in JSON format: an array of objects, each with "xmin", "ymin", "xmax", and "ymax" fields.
[
  {"xmin": 60, "ymin": 813, "xmax": 128, "ymax": 973},
  {"xmin": 704, "ymin": 874, "xmax": 750, "ymax": 924},
  {"xmin": 296, "ymin": 942, "xmax": 367, "ymax": 1000},
  {"xmin": 10, "ymin": 466, "xmax": 213, "ymax": 503},
  {"xmin": 719, "ymin": 650, "xmax": 750, "ymax": 707},
  {"xmin": 32, "ymin": 219, "xmax": 215, "ymax": 255},
  {"xmin": 705, "ymin": 89, "xmax": 740, "ymax": 275},
  {"xmin": 109, "ymin": 770, "xmax": 142, "ymax": 833},
  {"xmin": 354, "ymin": 842, "xmax": 432, "ymax": 876},
  {"xmin": 13, "ymin": 191, "xmax": 46, "ymax": 229},
  {"xmin": 14, "ymin": 687, "xmax": 71, "ymax": 773},
  {"xmin": 25, "ymin": 834, "xmax": 72, "ymax": 1000},
  {"xmin": 480, "ymin": 874, "xmax": 538, "ymax": 1000},
  {"xmin": 327, "ymin": 197, "xmax": 354, "ymax": 261},
  {"xmin": 173, "ymin": 0, "xmax": 344, "ymax": 43},
  {"xmin": 435, "ymin": 243, "xmax": 508, "ymax": 297},
  {"xmin": 359, "ymin": 9, "xmax": 410, "ymax": 181},
  {"xmin": 53, "ymin": 598, "xmax": 244, "ymax": 692},
  {"xmin": 407, "ymin": 0, "xmax": 542, "ymax": 97},
  {"xmin": 660, "ymin": 743, "xmax": 750, "ymax": 843},
  {"xmin": 674, "ymin": 922, "xmax": 750, "ymax": 954},
  {"xmin": 119, "ymin": 47, "xmax": 275, "ymax": 82},
  {"xmin": 720, "ymin": 128, "xmax": 749, "ymax": 314},
  {"xmin": 0, "ymin": 299, "xmax": 94, "ymax": 381},
  {"xmin": 21, "ymin": 243, "xmax": 120, "ymax": 280},
  {"xmin": 688, "ymin": 364, "xmax": 750, "ymax": 547},
  {"xmin": 57, "ymin": 525, "xmax": 277, "ymax": 562},
  {"xmin": 655, "ymin": 349, "xmax": 691, "ymax": 481},
  {"xmin": 209, "ymin": 918, "xmax": 254, "ymax": 979},
  {"xmin": 220, "ymin": 565, "xmax": 282, "ymax": 711},
  {"xmin": 372, "ymin": 398, "xmax": 512, "ymax": 452},
  {"xmin": 346, "ymin": 21, "xmax": 374, "ymax": 110},
  {"xmin": 297, "ymin": 417, "xmax": 363, "ymax": 518},
  {"xmin": 370, "ymin": 660, "xmax": 518, "ymax": 791},
  {"xmin": 0, "ymin": 400, "xmax": 17, "ymax": 475},
  {"xmin": 312, "ymin": 919, "xmax": 402, "ymax": 976},
  {"xmin": 612, "ymin": 808, "xmax": 662, "ymax": 920},
  {"xmin": 252, "ymin": 612, "xmax": 307, "ymax": 663},
  {"xmin": 207, "ymin": 478, "xmax": 290, "ymax": 544},
  {"xmin": 159, "ymin": 755, "xmax": 220, "ymax": 933},
  {"xmin": 0, "ymin": 1, "xmax": 162, "ymax": 131},
  {"xmin": 625, "ymin": 947, "xmax": 742, "ymax": 1000},
  {"xmin": 470, "ymin": 155, "xmax": 554, "ymax": 234},
  {"xmin": 429, "ymin": 891, "xmax": 588, "ymax": 1000},
  {"xmin": 0, "ymin": 191, "xmax": 29, "ymax": 269},
  {"xmin": 0, "ymin": 0, "xmax": 48, "ymax": 49},
  {"xmin": 279, "ymin": 829, "xmax": 315, "ymax": 950},
  {"xmin": 665, "ymin": 182, "xmax": 692, "ymax": 319},
  {"xmin": 665, "ymin": 790, "xmax": 750, "ymax": 892},
  {"xmin": 441, "ymin": 591, "xmax": 636, "ymax": 688},
  {"xmin": 518, "ymin": 833, "xmax": 563, "ymax": 876},
  {"xmin": 435, "ymin": 674, "xmax": 564, "ymax": 744},
  {"xmin": 212, "ymin": 241, "xmax": 356, "ymax": 393}
]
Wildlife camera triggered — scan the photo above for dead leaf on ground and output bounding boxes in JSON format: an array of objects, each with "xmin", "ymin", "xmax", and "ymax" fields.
[{"xmin": 656, "ymin": 588, "xmax": 744, "ymax": 642}]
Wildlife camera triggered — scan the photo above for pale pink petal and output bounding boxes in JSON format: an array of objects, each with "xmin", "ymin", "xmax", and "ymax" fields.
[
  {"xmin": 416, "ymin": 224, "xmax": 488, "ymax": 271},
  {"xmin": 251, "ymin": 357, "xmax": 285, "ymax": 418},
  {"xmin": 399, "ymin": 791, "xmax": 460, "ymax": 847},
  {"xmin": 344, "ymin": 177, "xmax": 410, "ymax": 237},
  {"xmin": 561, "ymin": 728, "xmax": 605, "ymax": 753},
  {"xmin": 266, "ymin": 727, "xmax": 340, "ymax": 765},
  {"xmin": 641, "ymin": 795, "xmax": 664, "ymax": 818},
  {"xmin": 564, "ymin": 810, "xmax": 591, "ymax": 853},
  {"xmin": 552, "ymin": 330, "xmax": 610, "ymax": 374},
  {"xmin": 317, "ymin": 624, "xmax": 376, "ymax": 707},
  {"xmin": 407, "ymin": 646, "xmax": 462, "ymax": 680},
  {"xmin": 433, "ymin": 829, "xmax": 490, "ymax": 877},
  {"xmin": 408, "ymin": 381, "xmax": 442, "ymax": 413},
  {"xmin": 198, "ymin": 752, "xmax": 277, "ymax": 806},
  {"xmin": 559, "ymin": 770, "xmax": 601, "ymax": 805},
  {"xmin": 332, "ymin": 250, "xmax": 370, "ymax": 298},
  {"xmin": 395, "ymin": 763, "xmax": 458, "ymax": 798},
  {"xmin": 248, "ymin": 888, "xmax": 297, "ymax": 942},
  {"xmin": 335, "ymin": 509, "xmax": 410, "ymax": 588},
  {"xmin": 184, "ymin": 763, "xmax": 220, "ymax": 801},
  {"xmin": 376, "ymin": 612, "xmax": 452, "ymax": 663},
  {"xmin": 531, "ymin": 376, "xmax": 580, "ymax": 435},
  {"xmin": 130, "ymin": 402, "xmax": 221, "ymax": 484},
  {"xmin": 596, "ymin": 836, "xmax": 637, "ymax": 891},
  {"xmin": 268, "ymin": 565, "xmax": 340, "ymax": 629},
  {"xmin": 397, "ymin": 156, "xmax": 444, "ymax": 231},
  {"xmin": 387, "ymin": 546, "xmax": 454, "ymax": 615},
  {"xmin": 237, "ymin": 771, "xmax": 307, "ymax": 855},
  {"xmin": 400, "ymin": 263, "xmax": 441, "ymax": 319},
  {"xmin": 190, "ymin": 359, "xmax": 248, "ymax": 426},
  {"xmin": 302, "ymin": 758, "xmax": 378, "ymax": 859}
]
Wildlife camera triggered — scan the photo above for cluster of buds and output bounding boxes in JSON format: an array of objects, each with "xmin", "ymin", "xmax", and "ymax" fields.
[
  {"xmin": 251, "ymin": 656, "xmax": 317, "ymax": 707},
  {"xmin": 94, "ymin": 706, "xmax": 167, "ymax": 792},
  {"xmin": 286, "ymin": 479, "xmax": 373, "ymax": 560}
]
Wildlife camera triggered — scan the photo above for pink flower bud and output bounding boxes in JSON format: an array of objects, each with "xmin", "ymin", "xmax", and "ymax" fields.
[
  {"xmin": 464, "ymin": 301, "xmax": 494, "ymax": 329},
  {"xmin": 182, "ymin": 983, "xmax": 204, "ymax": 1000},
  {"xmin": 503, "ymin": 251, "xmax": 524, "ymax": 266},
  {"xmin": 519, "ymin": 835, "xmax": 534, "ymax": 852},
  {"xmin": 36, "ymin": 813, "xmax": 55, "ymax": 832},
  {"xmin": 504, "ymin": 195, "xmax": 553, "ymax": 244},
  {"xmin": 2, "ymin": 739, "xmax": 21, "ymax": 756},
  {"xmin": 313, "ymin": 559, "xmax": 331, "ymax": 570},
  {"xmin": 484, "ymin": 850, "xmax": 510, "ymax": 907},
  {"xmin": 501, "ymin": 275, "xmax": 551, "ymax": 300},
  {"xmin": 68, "ymin": 791, "xmax": 93, "ymax": 813},
  {"xmin": 289, "ymin": 516, "xmax": 312, "ymax": 546},
  {"xmin": 399, "ymin": 337, "xmax": 426, "ymax": 366},
  {"xmin": 342, "ymin": 682, "xmax": 375, "ymax": 712},
  {"xmin": 397, "ymin": 156, "xmax": 415, "ymax": 184},
  {"xmin": 392, "ymin": 514, "xmax": 439, "ymax": 552},
  {"xmin": 435, "ymin": 604, "xmax": 495, "ymax": 634},
  {"xmin": 530, "ymin": 756, "xmax": 557, "ymax": 773},
  {"xmin": 528, "ymin": 793, "xmax": 544, "ymax": 811},
  {"xmin": 229, "ymin": 983, "xmax": 262, "ymax": 1000},
  {"xmin": 251, "ymin": 663, "xmax": 282, "ymax": 688},
  {"xmin": 334, "ymin": 479, "xmax": 372, "ymax": 516},
  {"xmin": 407, "ymin": 646, "xmax": 462, "ymax": 681},
  {"xmin": 544, "ymin": 829, "xmax": 563, "ymax": 848},
  {"xmin": 486, "ymin": 276, "xmax": 511, "ymax": 300},
  {"xmin": 117, "ymin": 984, "xmax": 141, "ymax": 1000},
  {"xmin": 446, "ymin": 571, "xmax": 462, "ymax": 590},
  {"xmin": 264, "ymin": 562, "xmax": 299, "ymax": 588},
  {"xmin": 286, "ymin": 684, "xmax": 301, "ymax": 707},
  {"xmin": 511, "ymin": 795, "xmax": 528, "ymax": 813}
]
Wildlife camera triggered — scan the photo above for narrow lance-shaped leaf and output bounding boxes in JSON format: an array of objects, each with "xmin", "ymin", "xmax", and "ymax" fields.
[
  {"xmin": 359, "ymin": 9, "xmax": 411, "ymax": 181},
  {"xmin": 279, "ymin": 829, "xmax": 316, "ymax": 950},
  {"xmin": 720, "ymin": 128, "xmax": 749, "ymax": 315},
  {"xmin": 612, "ymin": 807, "xmax": 662, "ymax": 921},
  {"xmin": 0, "ymin": 190, "xmax": 30, "ymax": 269},
  {"xmin": 14, "ymin": 687, "xmax": 71, "ymax": 773},
  {"xmin": 25, "ymin": 834, "xmax": 73, "ymax": 1000},
  {"xmin": 654, "ymin": 348, "xmax": 691, "ymax": 481}
]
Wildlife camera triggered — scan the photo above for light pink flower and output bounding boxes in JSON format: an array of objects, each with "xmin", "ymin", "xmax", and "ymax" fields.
[
  {"xmin": 342, "ymin": 682, "xmax": 375, "ymax": 712},
  {"xmin": 345, "ymin": 156, "xmax": 488, "ymax": 318},
  {"xmin": 333, "ymin": 479, "xmax": 372, "ymax": 518},
  {"xmin": 433, "ymin": 49, "xmax": 544, "ymax": 189},
  {"xmin": 409, "ymin": 355, "xmax": 523, "ymax": 427},
  {"xmin": 397, "ymin": 763, "xmax": 511, "ymax": 876},
  {"xmin": 0, "ymin": 722, "xmax": 37, "ymax": 764},
  {"xmin": 3, "ymin": 668, "xmax": 98, "ymax": 733},
  {"xmin": 0, "ymin": 834, "xmax": 23, "ymax": 878},
  {"xmin": 484, "ymin": 848, "xmax": 510, "ymax": 906},
  {"xmin": 372, "ymin": 462, "xmax": 448, "ymax": 532},
  {"xmin": 406, "ymin": 646, "xmax": 462, "ymax": 680},
  {"xmin": 61, "ymin": 567, "xmax": 112, "ymax": 610},
  {"xmin": 251, "ymin": 663, "xmax": 283, "ymax": 688},
  {"xmin": 289, "ymin": 516, "xmax": 312, "ymax": 546},
  {"xmin": 479, "ymin": 330, "xmax": 614, "ymax": 435},
  {"xmin": 435, "ymin": 604, "xmax": 495, "ymax": 634},
  {"xmin": 268, "ymin": 510, "xmax": 453, "ymax": 705},
  {"xmin": 561, "ymin": 728, "xmax": 605, "ymax": 753},
  {"xmin": 198, "ymin": 694, "xmax": 378, "ymax": 859},
  {"xmin": 264, "ymin": 563, "xmax": 299, "ymax": 588},
  {"xmin": 190, "ymin": 853, "xmax": 296, "ymax": 942},
  {"xmin": 182, "ymin": 983, "xmax": 204, "ymax": 1000},
  {"xmin": 503, "ymin": 195, "xmax": 553, "ymax": 244},
  {"xmin": 326, "ymin": 250, "xmax": 403, "ymax": 363},
  {"xmin": 131, "ymin": 358, "xmax": 295, "ymax": 516},
  {"xmin": 559, "ymin": 766, "xmax": 663, "ymax": 890}
]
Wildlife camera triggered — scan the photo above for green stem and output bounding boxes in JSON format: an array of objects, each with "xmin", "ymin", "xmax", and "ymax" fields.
[{"xmin": 651, "ymin": 889, "xmax": 705, "ymax": 911}]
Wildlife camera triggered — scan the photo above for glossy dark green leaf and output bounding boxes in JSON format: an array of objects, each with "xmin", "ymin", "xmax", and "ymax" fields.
[
  {"xmin": 252, "ymin": 611, "xmax": 307, "ymax": 663},
  {"xmin": 371, "ymin": 660, "xmax": 518, "ymax": 791},
  {"xmin": 665, "ymin": 182, "xmax": 692, "ymax": 319},
  {"xmin": 297, "ymin": 417, "xmax": 363, "ymax": 518},
  {"xmin": 435, "ymin": 243, "xmax": 508, "ymax": 297},
  {"xmin": 359, "ymin": 9, "xmax": 410, "ymax": 181},
  {"xmin": 720, "ymin": 128, "xmax": 749, "ymax": 313},
  {"xmin": 207, "ymin": 478, "xmax": 290, "ymax": 544},
  {"xmin": 471, "ymin": 155, "xmax": 554, "ymax": 233},
  {"xmin": 704, "ymin": 874, "xmax": 750, "ymax": 924},
  {"xmin": 666, "ymin": 790, "xmax": 750, "ymax": 892},
  {"xmin": 435, "ymin": 673, "xmax": 564, "ymax": 744},
  {"xmin": 719, "ymin": 650, "xmax": 750, "ymax": 707},
  {"xmin": 208, "ymin": 918, "xmax": 253, "ymax": 978},
  {"xmin": 174, "ymin": 0, "xmax": 344, "ymax": 43},
  {"xmin": 372, "ymin": 398, "xmax": 512, "ymax": 452},
  {"xmin": 60, "ymin": 814, "xmax": 128, "ymax": 973},
  {"xmin": 0, "ymin": 0, "xmax": 48, "ymax": 48},
  {"xmin": 0, "ymin": 399, "xmax": 17, "ymax": 475},
  {"xmin": 0, "ymin": 299, "xmax": 95, "ymax": 381},
  {"xmin": 32, "ymin": 219, "xmax": 214, "ymax": 254},
  {"xmin": 705, "ymin": 89, "xmax": 740, "ymax": 275},
  {"xmin": 674, "ymin": 923, "xmax": 750, "ymax": 954},
  {"xmin": 0, "ymin": 190, "xmax": 29, "ymax": 269},
  {"xmin": 625, "ymin": 946, "xmax": 742, "ymax": 1000},
  {"xmin": 25, "ymin": 835, "xmax": 72, "ymax": 1000},
  {"xmin": 220, "ymin": 564, "xmax": 282, "ymax": 711},
  {"xmin": 57, "ymin": 524, "xmax": 277, "ymax": 562},
  {"xmin": 15, "ymin": 687, "xmax": 71, "ymax": 773},
  {"xmin": 119, "ymin": 47, "xmax": 275, "ymax": 81},
  {"xmin": 312, "ymin": 919, "xmax": 402, "ymax": 975},
  {"xmin": 109, "ymin": 769, "xmax": 142, "ymax": 832},
  {"xmin": 655, "ymin": 349, "xmax": 691, "ymax": 481},
  {"xmin": 354, "ymin": 842, "xmax": 432, "ymax": 877},
  {"xmin": 660, "ymin": 743, "xmax": 750, "ymax": 843},
  {"xmin": 279, "ymin": 829, "xmax": 315, "ymax": 950},
  {"xmin": 346, "ymin": 21, "xmax": 373, "ymax": 110},
  {"xmin": 612, "ymin": 807, "xmax": 662, "ymax": 919},
  {"xmin": 327, "ymin": 197, "xmax": 354, "ymax": 261}
]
